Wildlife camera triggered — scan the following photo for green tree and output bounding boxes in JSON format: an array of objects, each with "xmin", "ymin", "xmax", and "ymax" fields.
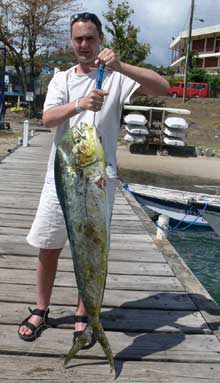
[
  {"xmin": 43, "ymin": 46, "xmax": 77, "ymax": 72},
  {"xmin": 0, "ymin": 0, "xmax": 76, "ymax": 96},
  {"xmin": 103, "ymin": 0, "xmax": 150, "ymax": 66},
  {"xmin": 188, "ymin": 68, "xmax": 209, "ymax": 82},
  {"xmin": 208, "ymin": 75, "xmax": 220, "ymax": 97}
]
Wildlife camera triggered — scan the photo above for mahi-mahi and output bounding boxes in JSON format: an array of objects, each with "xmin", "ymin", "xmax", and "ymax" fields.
[{"xmin": 54, "ymin": 122, "xmax": 115, "ymax": 373}]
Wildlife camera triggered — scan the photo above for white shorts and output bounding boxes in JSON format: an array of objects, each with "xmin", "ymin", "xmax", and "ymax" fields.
[{"xmin": 27, "ymin": 178, "xmax": 116, "ymax": 249}]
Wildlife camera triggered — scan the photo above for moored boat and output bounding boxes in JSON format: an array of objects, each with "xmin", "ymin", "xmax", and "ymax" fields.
[
  {"xmin": 163, "ymin": 136, "xmax": 185, "ymax": 146},
  {"xmin": 125, "ymin": 184, "xmax": 220, "ymax": 232}
]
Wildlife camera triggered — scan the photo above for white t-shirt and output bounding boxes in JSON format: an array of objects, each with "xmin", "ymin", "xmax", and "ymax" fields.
[{"xmin": 44, "ymin": 66, "xmax": 140, "ymax": 182}]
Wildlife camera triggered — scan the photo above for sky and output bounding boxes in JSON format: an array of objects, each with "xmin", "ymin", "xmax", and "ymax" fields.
[{"xmin": 80, "ymin": 0, "xmax": 220, "ymax": 67}]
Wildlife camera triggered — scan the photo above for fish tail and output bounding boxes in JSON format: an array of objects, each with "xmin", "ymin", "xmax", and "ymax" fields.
[
  {"xmin": 64, "ymin": 322, "xmax": 115, "ymax": 375},
  {"xmin": 93, "ymin": 322, "xmax": 115, "ymax": 376},
  {"xmin": 64, "ymin": 325, "xmax": 93, "ymax": 368}
]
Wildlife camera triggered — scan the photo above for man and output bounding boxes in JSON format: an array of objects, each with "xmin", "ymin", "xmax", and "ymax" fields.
[{"xmin": 18, "ymin": 12, "xmax": 169, "ymax": 342}]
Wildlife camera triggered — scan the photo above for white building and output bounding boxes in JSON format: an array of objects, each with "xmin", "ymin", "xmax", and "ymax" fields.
[{"xmin": 170, "ymin": 24, "xmax": 220, "ymax": 74}]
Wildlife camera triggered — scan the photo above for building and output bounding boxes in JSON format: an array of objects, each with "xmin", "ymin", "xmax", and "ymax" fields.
[{"xmin": 170, "ymin": 24, "xmax": 220, "ymax": 75}]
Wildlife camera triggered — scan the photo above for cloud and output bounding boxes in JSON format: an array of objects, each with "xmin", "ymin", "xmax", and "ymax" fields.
[{"xmin": 84, "ymin": 0, "xmax": 220, "ymax": 66}]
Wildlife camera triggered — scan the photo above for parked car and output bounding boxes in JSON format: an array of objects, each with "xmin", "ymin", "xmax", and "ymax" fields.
[{"xmin": 168, "ymin": 81, "xmax": 209, "ymax": 98}]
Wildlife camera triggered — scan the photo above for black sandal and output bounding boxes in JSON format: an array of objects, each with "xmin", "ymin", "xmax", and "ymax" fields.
[
  {"xmin": 18, "ymin": 307, "xmax": 49, "ymax": 342},
  {"xmin": 74, "ymin": 315, "xmax": 96, "ymax": 350}
]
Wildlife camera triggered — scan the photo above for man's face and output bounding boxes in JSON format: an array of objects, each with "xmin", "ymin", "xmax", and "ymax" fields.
[{"xmin": 71, "ymin": 20, "xmax": 103, "ymax": 64}]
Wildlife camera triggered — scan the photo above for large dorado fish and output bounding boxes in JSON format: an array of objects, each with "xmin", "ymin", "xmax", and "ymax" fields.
[{"xmin": 54, "ymin": 122, "xmax": 115, "ymax": 373}]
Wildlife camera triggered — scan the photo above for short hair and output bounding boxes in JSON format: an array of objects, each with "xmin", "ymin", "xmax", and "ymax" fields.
[{"xmin": 70, "ymin": 12, "xmax": 103, "ymax": 37}]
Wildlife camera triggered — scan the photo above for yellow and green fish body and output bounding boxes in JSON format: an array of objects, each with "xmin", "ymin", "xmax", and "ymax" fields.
[{"xmin": 54, "ymin": 123, "xmax": 115, "ymax": 373}]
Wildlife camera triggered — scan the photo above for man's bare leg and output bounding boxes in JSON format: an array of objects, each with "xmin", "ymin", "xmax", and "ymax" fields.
[
  {"xmin": 19, "ymin": 248, "xmax": 62, "ymax": 336},
  {"xmin": 75, "ymin": 296, "xmax": 87, "ymax": 332}
]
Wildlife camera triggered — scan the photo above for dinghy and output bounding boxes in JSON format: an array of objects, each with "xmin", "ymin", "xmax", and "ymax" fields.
[{"xmin": 126, "ymin": 183, "xmax": 220, "ymax": 229}]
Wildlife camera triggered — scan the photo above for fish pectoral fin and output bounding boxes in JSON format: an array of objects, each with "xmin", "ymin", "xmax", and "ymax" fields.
[
  {"xmin": 64, "ymin": 326, "xmax": 93, "ymax": 368},
  {"xmin": 95, "ymin": 176, "xmax": 106, "ymax": 190}
]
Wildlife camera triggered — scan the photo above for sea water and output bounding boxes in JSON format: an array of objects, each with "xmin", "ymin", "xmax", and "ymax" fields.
[
  {"xmin": 140, "ymin": 202, "xmax": 220, "ymax": 305},
  {"xmin": 168, "ymin": 227, "xmax": 220, "ymax": 305}
]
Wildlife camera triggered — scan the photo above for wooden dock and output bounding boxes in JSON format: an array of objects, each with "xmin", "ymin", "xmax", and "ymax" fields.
[{"xmin": 1, "ymin": 131, "xmax": 220, "ymax": 382}]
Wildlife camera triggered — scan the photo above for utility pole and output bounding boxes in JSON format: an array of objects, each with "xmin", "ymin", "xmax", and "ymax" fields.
[{"xmin": 183, "ymin": 0, "xmax": 195, "ymax": 103}]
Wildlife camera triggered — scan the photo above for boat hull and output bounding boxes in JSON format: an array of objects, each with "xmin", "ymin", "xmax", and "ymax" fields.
[
  {"xmin": 191, "ymin": 201, "xmax": 220, "ymax": 235},
  {"xmin": 134, "ymin": 194, "xmax": 209, "ymax": 226}
]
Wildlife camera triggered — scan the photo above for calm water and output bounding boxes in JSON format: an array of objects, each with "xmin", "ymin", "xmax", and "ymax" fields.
[
  {"xmin": 168, "ymin": 227, "xmax": 220, "ymax": 305},
  {"xmin": 139, "ymin": 199, "xmax": 220, "ymax": 305}
]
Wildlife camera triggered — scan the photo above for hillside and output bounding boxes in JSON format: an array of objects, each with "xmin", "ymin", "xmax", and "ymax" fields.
[{"xmin": 162, "ymin": 97, "xmax": 220, "ymax": 148}]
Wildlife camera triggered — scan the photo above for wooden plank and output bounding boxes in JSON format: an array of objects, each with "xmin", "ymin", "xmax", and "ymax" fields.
[
  {"xmin": 0, "ymin": 283, "xmax": 196, "ymax": 310},
  {"xmin": 111, "ymin": 220, "xmax": 143, "ymax": 227},
  {"xmin": 0, "ymin": 201, "xmax": 39, "ymax": 209},
  {"xmin": 0, "ymin": 233, "xmax": 160, "ymax": 251},
  {"xmin": 0, "ymin": 220, "xmax": 32, "ymax": 229},
  {"xmin": 0, "ymin": 177, "xmax": 42, "ymax": 182},
  {"xmin": 111, "ymin": 233, "xmax": 153, "ymax": 242},
  {"xmin": 0, "ymin": 195, "xmax": 40, "ymax": 203},
  {"xmin": 0, "ymin": 208, "xmax": 36, "ymax": 216},
  {"xmin": 0, "ymin": 243, "xmax": 165, "ymax": 262},
  {"xmin": 0, "ymin": 164, "xmax": 48, "ymax": 171},
  {"xmin": 0, "ymin": 255, "xmax": 172, "ymax": 275},
  {"xmin": 0, "ymin": 268, "xmax": 184, "ymax": 291},
  {"xmin": 0, "ymin": 327, "xmax": 220, "ymax": 363},
  {"xmin": 0, "ymin": 216, "xmax": 142, "ymax": 225},
  {"xmin": 112, "ymin": 209, "xmax": 134, "ymax": 215},
  {"xmin": 0, "ymin": 184, "xmax": 42, "ymax": 191},
  {"xmin": 0, "ymin": 191, "xmax": 41, "ymax": 197},
  {"xmin": 0, "ymin": 227, "xmax": 29, "ymax": 236},
  {"xmin": 111, "ymin": 215, "xmax": 140, "ymax": 221},
  {"xmin": 1, "ymin": 356, "xmax": 220, "ymax": 382},
  {"xmin": 110, "ymin": 242, "xmax": 158, "ymax": 250},
  {"xmin": 0, "ymin": 302, "xmax": 210, "ymax": 334},
  {"xmin": 110, "ymin": 226, "xmax": 147, "ymax": 234}
]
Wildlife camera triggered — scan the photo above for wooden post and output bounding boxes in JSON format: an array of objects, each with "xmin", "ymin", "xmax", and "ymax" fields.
[{"xmin": 156, "ymin": 214, "xmax": 170, "ymax": 240}]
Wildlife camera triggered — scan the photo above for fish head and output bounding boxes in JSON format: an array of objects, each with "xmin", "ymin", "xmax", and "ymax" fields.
[{"xmin": 70, "ymin": 123, "xmax": 104, "ymax": 168}]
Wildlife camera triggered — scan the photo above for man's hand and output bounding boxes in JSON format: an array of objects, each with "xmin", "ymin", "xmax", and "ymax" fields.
[
  {"xmin": 95, "ymin": 48, "xmax": 121, "ymax": 72},
  {"xmin": 80, "ymin": 89, "xmax": 109, "ymax": 112}
]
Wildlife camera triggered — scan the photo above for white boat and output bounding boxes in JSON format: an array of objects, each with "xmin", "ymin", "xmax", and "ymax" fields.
[
  {"xmin": 126, "ymin": 184, "xmax": 220, "ymax": 232},
  {"xmin": 190, "ymin": 199, "xmax": 220, "ymax": 236},
  {"xmin": 164, "ymin": 117, "xmax": 188, "ymax": 144},
  {"xmin": 165, "ymin": 117, "xmax": 188, "ymax": 130},
  {"xmin": 124, "ymin": 113, "xmax": 147, "ymax": 125},
  {"xmin": 125, "ymin": 124, "xmax": 149, "ymax": 135},
  {"xmin": 123, "ymin": 133, "xmax": 145, "ymax": 143},
  {"xmin": 163, "ymin": 137, "xmax": 185, "ymax": 146},
  {"xmin": 123, "ymin": 113, "xmax": 148, "ymax": 143},
  {"xmin": 164, "ymin": 127, "xmax": 186, "ymax": 139}
]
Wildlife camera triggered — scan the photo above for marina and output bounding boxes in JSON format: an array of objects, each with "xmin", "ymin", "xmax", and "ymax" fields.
[{"xmin": 1, "ymin": 131, "xmax": 220, "ymax": 381}]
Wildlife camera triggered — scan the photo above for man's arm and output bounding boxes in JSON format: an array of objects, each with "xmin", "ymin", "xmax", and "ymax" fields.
[
  {"xmin": 115, "ymin": 62, "xmax": 169, "ymax": 96},
  {"xmin": 96, "ymin": 48, "xmax": 170, "ymax": 96},
  {"xmin": 42, "ymin": 100, "xmax": 80, "ymax": 128},
  {"xmin": 42, "ymin": 89, "xmax": 108, "ymax": 128}
]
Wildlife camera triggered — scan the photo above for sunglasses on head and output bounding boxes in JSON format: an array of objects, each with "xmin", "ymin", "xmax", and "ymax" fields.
[{"xmin": 70, "ymin": 12, "xmax": 102, "ymax": 35}]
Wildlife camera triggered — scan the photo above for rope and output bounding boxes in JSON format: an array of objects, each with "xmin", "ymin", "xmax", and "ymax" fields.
[
  {"xmin": 156, "ymin": 201, "xmax": 208, "ymax": 232},
  {"xmin": 122, "ymin": 183, "xmax": 209, "ymax": 233}
]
